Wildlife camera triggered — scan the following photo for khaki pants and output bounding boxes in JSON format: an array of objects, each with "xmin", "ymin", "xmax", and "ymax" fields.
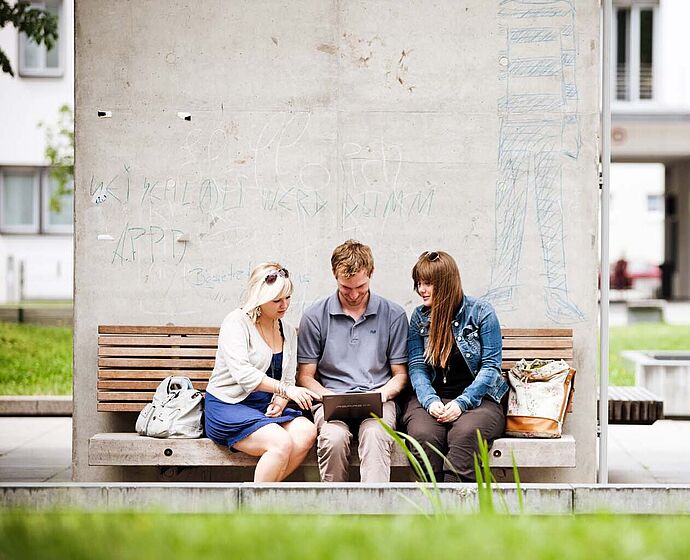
[{"xmin": 312, "ymin": 400, "xmax": 397, "ymax": 482}]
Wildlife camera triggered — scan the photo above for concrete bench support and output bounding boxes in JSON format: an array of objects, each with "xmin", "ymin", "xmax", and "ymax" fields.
[{"xmin": 89, "ymin": 433, "xmax": 576, "ymax": 469}]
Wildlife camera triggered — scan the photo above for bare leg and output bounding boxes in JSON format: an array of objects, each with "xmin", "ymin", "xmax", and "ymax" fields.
[
  {"xmin": 232, "ymin": 423, "xmax": 293, "ymax": 482},
  {"xmin": 281, "ymin": 417, "xmax": 317, "ymax": 478}
]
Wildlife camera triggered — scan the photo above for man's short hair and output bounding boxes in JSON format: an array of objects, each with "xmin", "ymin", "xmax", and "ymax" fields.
[{"xmin": 331, "ymin": 239, "xmax": 374, "ymax": 278}]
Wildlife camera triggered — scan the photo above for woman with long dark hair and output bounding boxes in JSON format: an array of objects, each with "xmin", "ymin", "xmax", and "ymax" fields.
[{"xmin": 403, "ymin": 251, "xmax": 509, "ymax": 482}]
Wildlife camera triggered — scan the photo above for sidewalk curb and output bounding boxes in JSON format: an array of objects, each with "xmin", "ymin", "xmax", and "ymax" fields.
[
  {"xmin": 2, "ymin": 483, "xmax": 690, "ymax": 514},
  {"xmin": 0, "ymin": 396, "xmax": 72, "ymax": 416}
]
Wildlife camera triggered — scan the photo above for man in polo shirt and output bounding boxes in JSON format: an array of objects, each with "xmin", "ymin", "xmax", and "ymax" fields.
[{"xmin": 297, "ymin": 239, "xmax": 409, "ymax": 482}]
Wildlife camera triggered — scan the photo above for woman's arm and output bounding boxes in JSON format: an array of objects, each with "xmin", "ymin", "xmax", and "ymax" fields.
[
  {"xmin": 408, "ymin": 309, "xmax": 442, "ymax": 411},
  {"xmin": 454, "ymin": 301, "xmax": 503, "ymax": 412}
]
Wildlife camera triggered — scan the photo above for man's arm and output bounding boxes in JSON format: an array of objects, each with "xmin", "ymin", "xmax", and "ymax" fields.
[
  {"xmin": 297, "ymin": 363, "xmax": 334, "ymax": 398},
  {"xmin": 377, "ymin": 363, "xmax": 408, "ymax": 402}
]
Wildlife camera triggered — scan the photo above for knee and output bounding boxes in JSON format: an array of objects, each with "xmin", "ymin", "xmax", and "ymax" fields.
[
  {"xmin": 318, "ymin": 423, "xmax": 350, "ymax": 454},
  {"xmin": 267, "ymin": 432, "xmax": 293, "ymax": 461},
  {"xmin": 360, "ymin": 421, "xmax": 393, "ymax": 448},
  {"xmin": 292, "ymin": 421, "xmax": 317, "ymax": 451}
]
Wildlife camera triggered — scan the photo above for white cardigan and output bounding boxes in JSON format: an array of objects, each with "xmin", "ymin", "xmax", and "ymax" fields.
[{"xmin": 206, "ymin": 308, "xmax": 298, "ymax": 404}]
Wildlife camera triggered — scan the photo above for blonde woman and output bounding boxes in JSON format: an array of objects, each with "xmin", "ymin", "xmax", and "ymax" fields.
[
  {"xmin": 403, "ymin": 251, "xmax": 508, "ymax": 482},
  {"xmin": 205, "ymin": 262, "xmax": 319, "ymax": 482}
]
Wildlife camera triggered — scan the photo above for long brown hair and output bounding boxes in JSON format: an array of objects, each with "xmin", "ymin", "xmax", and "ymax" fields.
[{"xmin": 412, "ymin": 251, "xmax": 463, "ymax": 368}]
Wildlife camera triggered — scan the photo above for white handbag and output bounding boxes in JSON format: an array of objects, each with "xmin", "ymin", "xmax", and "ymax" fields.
[
  {"xmin": 135, "ymin": 376, "xmax": 204, "ymax": 438},
  {"xmin": 505, "ymin": 359, "xmax": 576, "ymax": 438}
]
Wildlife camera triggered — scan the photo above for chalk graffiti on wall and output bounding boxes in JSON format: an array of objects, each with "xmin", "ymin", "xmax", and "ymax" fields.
[
  {"xmin": 341, "ymin": 140, "xmax": 436, "ymax": 227},
  {"xmin": 485, "ymin": 0, "xmax": 584, "ymax": 324}
]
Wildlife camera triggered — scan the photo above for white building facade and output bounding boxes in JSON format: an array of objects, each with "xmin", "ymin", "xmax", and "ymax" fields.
[
  {"xmin": 0, "ymin": 0, "xmax": 74, "ymax": 302},
  {"xmin": 611, "ymin": 0, "xmax": 690, "ymax": 299}
]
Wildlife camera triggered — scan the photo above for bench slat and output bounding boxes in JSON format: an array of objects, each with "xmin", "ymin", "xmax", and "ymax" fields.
[
  {"xmin": 98, "ymin": 335, "xmax": 219, "ymax": 347},
  {"xmin": 98, "ymin": 380, "xmax": 209, "ymax": 390},
  {"xmin": 98, "ymin": 369, "xmax": 213, "ymax": 380},
  {"xmin": 502, "ymin": 338, "xmax": 573, "ymax": 349},
  {"xmin": 501, "ymin": 328, "xmax": 572, "ymax": 337},
  {"xmin": 98, "ymin": 403, "xmax": 151, "ymax": 412},
  {"xmin": 88, "ymin": 433, "xmax": 576, "ymax": 468},
  {"xmin": 502, "ymin": 349, "xmax": 573, "ymax": 359},
  {"xmin": 98, "ymin": 391, "xmax": 161, "ymax": 401},
  {"xmin": 99, "ymin": 326, "xmax": 219, "ymax": 335},
  {"xmin": 98, "ymin": 358, "xmax": 216, "ymax": 368},
  {"xmin": 98, "ymin": 347, "xmax": 217, "ymax": 358}
]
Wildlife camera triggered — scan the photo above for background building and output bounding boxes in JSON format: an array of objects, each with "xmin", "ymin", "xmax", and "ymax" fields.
[
  {"xmin": 0, "ymin": 0, "xmax": 74, "ymax": 303},
  {"xmin": 611, "ymin": 0, "xmax": 690, "ymax": 299}
]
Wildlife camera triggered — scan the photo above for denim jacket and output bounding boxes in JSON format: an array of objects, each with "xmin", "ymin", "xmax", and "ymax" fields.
[{"xmin": 407, "ymin": 294, "xmax": 509, "ymax": 412}]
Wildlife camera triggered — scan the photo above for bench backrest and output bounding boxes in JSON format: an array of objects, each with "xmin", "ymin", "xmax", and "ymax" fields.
[{"xmin": 97, "ymin": 325, "xmax": 573, "ymax": 412}]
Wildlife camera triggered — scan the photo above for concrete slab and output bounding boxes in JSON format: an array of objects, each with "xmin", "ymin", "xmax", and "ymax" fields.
[
  {"xmin": 573, "ymin": 485, "xmax": 690, "ymax": 514},
  {"xmin": 0, "ymin": 396, "xmax": 72, "ymax": 417},
  {"xmin": 0, "ymin": 417, "xmax": 72, "ymax": 482},
  {"xmin": 607, "ymin": 421, "xmax": 690, "ymax": 484}
]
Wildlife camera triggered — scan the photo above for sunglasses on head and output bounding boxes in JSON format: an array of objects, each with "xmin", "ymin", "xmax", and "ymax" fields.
[
  {"xmin": 419, "ymin": 251, "xmax": 440, "ymax": 262},
  {"xmin": 264, "ymin": 268, "xmax": 290, "ymax": 285}
]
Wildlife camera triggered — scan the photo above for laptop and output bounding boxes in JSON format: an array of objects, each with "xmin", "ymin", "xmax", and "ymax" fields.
[{"xmin": 322, "ymin": 392, "xmax": 383, "ymax": 422}]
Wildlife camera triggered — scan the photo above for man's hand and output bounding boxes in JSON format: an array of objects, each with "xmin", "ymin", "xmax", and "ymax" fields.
[
  {"xmin": 437, "ymin": 400, "xmax": 462, "ymax": 423},
  {"xmin": 428, "ymin": 401, "xmax": 445, "ymax": 418}
]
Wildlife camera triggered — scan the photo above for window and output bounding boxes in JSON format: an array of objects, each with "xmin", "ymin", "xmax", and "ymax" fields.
[
  {"xmin": 0, "ymin": 168, "xmax": 73, "ymax": 234},
  {"xmin": 614, "ymin": 2, "xmax": 657, "ymax": 102},
  {"xmin": 18, "ymin": 1, "xmax": 63, "ymax": 77},
  {"xmin": 42, "ymin": 173, "xmax": 73, "ymax": 233},
  {"xmin": 647, "ymin": 194, "xmax": 663, "ymax": 213}
]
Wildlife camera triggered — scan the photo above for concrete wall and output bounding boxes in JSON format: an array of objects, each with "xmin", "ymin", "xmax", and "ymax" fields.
[{"xmin": 74, "ymin": 0, "xmax": 601, "ymax": 482}]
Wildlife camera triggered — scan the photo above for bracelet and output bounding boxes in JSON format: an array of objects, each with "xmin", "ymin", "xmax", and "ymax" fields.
[{"xmin": 274, "ymin": 380, "xmax": 289, "ymax": 399}]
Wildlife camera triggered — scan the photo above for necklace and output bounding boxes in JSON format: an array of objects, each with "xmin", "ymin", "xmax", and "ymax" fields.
[{"xmin": 257, "ymin": 319, "xmax": 277, "ymax": 350}]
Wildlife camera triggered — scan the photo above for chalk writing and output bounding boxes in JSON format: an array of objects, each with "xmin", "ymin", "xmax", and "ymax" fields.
[{"xmin": 111, "ymin": 223, "xmax": 187, "ymax": 265}]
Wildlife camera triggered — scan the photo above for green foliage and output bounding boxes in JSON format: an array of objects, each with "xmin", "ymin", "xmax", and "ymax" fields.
[
  {"xmin": 607, "ymin": 323, "xmax": 690, "ymax": 385},
  {"xmin": 372, "ymin": 415, "xmax": 444, "ymax": 516},
  {"xmin": 2, "ymin": 512, "xmax": 690, "ymax": 560},
  {"xmin": 0, "ymin": 322, "xmax": 72, "ymax": 395},
  {"xmin": 38, "ymin": 104, "xmax": 74, "ymax": 213},
  {"xmin": 0, "ymin": 1, "xmax": 58, "ymax": 77}
]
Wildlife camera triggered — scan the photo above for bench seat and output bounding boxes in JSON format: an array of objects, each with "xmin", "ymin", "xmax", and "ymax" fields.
[{"xmin": 89, "ymin": 433, "xmax": 576, "ymax": 468}]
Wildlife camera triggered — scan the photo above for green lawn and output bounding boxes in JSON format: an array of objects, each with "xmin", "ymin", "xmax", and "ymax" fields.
[
  {"xmin": 0, "ymin": 321, "xmax": 688, "ymax": 395},
  {"xmin": 608, "ymin": 323, "xmax": 690, "ymax": 386},
  {"xmin": 0, "ymin": 322, "xmax": 72, "ymax": 395},
  {"xmin": 1, "ymin": 512, "xmax": 689, "ymax": 560}
]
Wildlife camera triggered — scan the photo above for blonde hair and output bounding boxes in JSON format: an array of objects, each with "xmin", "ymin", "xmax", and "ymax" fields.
[
  {"xmin": 412, "ymin": 251, "xmax": 463, "ymax": 368},
  {"xmin": 241, "ymin": 262, "xmax": 293, "ymax": 322},
  {"xmin": 331, "ymin": 239, "xmax": 374, "ymax": 278}
]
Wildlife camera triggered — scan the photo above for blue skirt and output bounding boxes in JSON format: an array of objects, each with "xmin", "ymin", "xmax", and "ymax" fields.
[{"xmin": 204, "ymin": 353, "xmax": 302, "ymax": 450}]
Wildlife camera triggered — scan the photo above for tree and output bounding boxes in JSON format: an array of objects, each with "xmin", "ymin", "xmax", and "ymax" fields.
[
  {"xmin": 0, "ymin": 1, "xmax": 58, "ymax": 77},
  {"xmin": 39, "ymin": 104, "xmax": 74, "ymax": 212}
]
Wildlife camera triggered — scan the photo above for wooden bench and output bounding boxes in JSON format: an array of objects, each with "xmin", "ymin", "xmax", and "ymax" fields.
[
  {"xmin": 604, "ymin": 386, "xmax": 664, "ymax": 425},
  {"xmin": 88, "ymin": 326, "xmax": 577, "ymax": 474}
]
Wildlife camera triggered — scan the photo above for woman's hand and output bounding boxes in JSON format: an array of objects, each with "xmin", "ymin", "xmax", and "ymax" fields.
[
  {"xmin": 437, "ymin": 400, "xmax": 462, "ymax": 423},
  {"xmin": 286, "ymin": 385, "xmax": 320, "ymax": 410},
  {"xmin": 265, "ymin": 396, "xmax": 288, "ymax": 418},
  {"xmin": 428, "ymin": 401, "xmax": 445, "ymax": 418}
]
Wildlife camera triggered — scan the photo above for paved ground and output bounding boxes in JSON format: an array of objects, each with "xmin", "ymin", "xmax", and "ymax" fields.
[{"xmin": 1, "ymin": 416, "xmax": 689, "ymax": 484}]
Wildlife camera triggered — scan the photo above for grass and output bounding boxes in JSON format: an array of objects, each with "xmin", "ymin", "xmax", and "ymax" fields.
[
  {"xmin": 1, "ymin": 512, "xmax": 690, "ymax": 560},
  {"xmin": 607, "ymin": 323, "xmax": 690, "ymax": 386},
  {"xmin": 0, "ymin": 322, "xmax": 72, "ymax": 395}
]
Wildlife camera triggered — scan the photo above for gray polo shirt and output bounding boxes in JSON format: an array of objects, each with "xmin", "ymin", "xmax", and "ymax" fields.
[{"xmin": 297, "ymin": 291, "xmax": 409, "ymax": 393}]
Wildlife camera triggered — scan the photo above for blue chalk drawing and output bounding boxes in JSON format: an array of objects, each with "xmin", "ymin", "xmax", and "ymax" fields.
[{"xmin": 485, "ymin": 0, "xmax": 584, "ymax": 324}]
